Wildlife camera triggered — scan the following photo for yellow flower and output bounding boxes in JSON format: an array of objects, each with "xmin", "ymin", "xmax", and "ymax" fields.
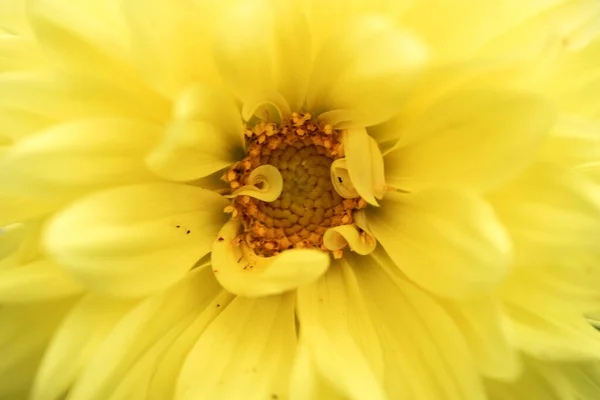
[{"xmin": 1, "ymin": 0, "xmax": 600, "ymax": 399}]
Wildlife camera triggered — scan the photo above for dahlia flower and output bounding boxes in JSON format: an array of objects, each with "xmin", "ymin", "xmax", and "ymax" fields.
[{"xmin": 1, "ymin": 0, "xmax": 600, "ymax": 399}]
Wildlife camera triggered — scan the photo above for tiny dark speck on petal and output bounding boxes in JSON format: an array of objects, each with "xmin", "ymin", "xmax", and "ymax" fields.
[{"xmin": 186, "ymin": 230, "xmax": 190, "ymax": 234}]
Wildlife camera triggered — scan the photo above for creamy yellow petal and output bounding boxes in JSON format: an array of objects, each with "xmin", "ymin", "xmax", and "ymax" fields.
[
  {"xmin": 27, "ymin": 0, "xmax": 145, "ymax": 88},
  {"xmin": 0, "ymin": 70, "xmax": 169, "ymax": 123},
  {"xmin": 308, "ymin": 15, "xmax": 427, "ymax": 128},
  {"xmin": 0, "ymin": 193, "xmax": 61, "ymax": 227},
  {"xmin": 442, "ymin": 297, "xmax": 521, "ymax": 381},
  {"xmin": 290, "ymin": 341, "xmax": 348, "ymax": 400},
  {"xmin": 211, "ymin": 219, "xmax": 329, "ymax": 297},
  {"xmin": 488, "ymin": 164, "xmax": 600, "ymax": 267},
  {"xmin": 323, "ymin": 224, "xmax": 376, "ymax": 255},
  {"xmin": 549, "ymin": 37, "xmax": 600, "ymax": 118},
  {"xmin": 147, "ymin": 120, "xmax": 241, "ymax": 182},
  {"xmin": 32, "ymin": 295, "xmax": 138, "ymax": 400},
  {"xmin": 487, "ymin": 358, "xmax": 600, "ymax": 400},
  {"xmin": 349, "ymin": 249, "xmax": 486, "ymax": 400},
  {"xmin": 503, "ymin": 300, "xmax": 600, "ymax": 361},
  {"xmin": 143, "ymin": 290, "xmax": 234, "ymax": 400},
  {"xmin": 0, "ymin": 299, "xmax": 73, "ymax": 399},
  {"xmin": 44, "ymin": 183, "xmax": 229, "ymax": 297},
  {"xmin": 367, "ymin": 189, "xmax": 511, "ymax": 298},
  {"xmin": 147, "ymin": 83, "xmax": 244, "ymax": 181},
  {"xmin": 539, "ymin": 117, "xmax": 600, "ymax": 170},
  {"xmin": 176, "ymin": 294, "xmax": 296, "ymax": 400},
  {"xmin": 401, "ymin": 0, "xmax": 564, "ymax": 62},
  {"xmin": 211, "ymin": 0, "xmax": 311, "ymax": 110},
  {"xmin": 503, "ymin": 259, "xmax": 600, "ymax": 317},
  {"xmin": 295, "ymin": 262, "xmax": 386, "ymax": 400},
  {"xmin": 384, "ymin": 90, "xmax": 555, "ymax": 192},
  {"xmin": 0, "ymin": 0, "xmax": 32, "ymax": 36},
  {"xmin": 0, "ymin": 257, "xmax": 83, "ymax": 303},
  {"xmin": 481, "ymin": 0, "xmax": 600, "ymax": 56},
  {"xmin": 123, "ymin": 0, "xmax": 220, "ymax": 98},
  {"xmin": 0, "ymin": 106, "xmax": 56, "ymax": 142},
  {"xmin": 343, "ymin": 127, "xmax": 386, "ymax": 205},
  {"xmin": 368, "ymin": 59, "xmax": 526, "ymax": 146},
  {"xmin": 227, "ymin": 165, "xmax": 283, "ymax": 202},
  {"xmin": 0, "ymin": 35, "xmax": 47, "ymax": 72},
  {"xmin": 485, "ymin": 360, "xmax": 561, "ymax": 400},
  {"xmin": 67, "ymin": 267, "xmax": 224, "ymax": 400},
  {"xmin": 0, "ymin": 118, "xmax": 161, "ymax": 199}
]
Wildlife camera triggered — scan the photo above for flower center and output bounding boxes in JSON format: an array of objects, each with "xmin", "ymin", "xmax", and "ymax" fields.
[{"xmin": 224, "ymin": 113, "xmax": 367, "ymax": 258}]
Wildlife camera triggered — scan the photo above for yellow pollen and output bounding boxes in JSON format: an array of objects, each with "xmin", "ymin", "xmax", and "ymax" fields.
[{"xmin": 225, "ymin": 113, "xmax": 366, "ymax": 257}]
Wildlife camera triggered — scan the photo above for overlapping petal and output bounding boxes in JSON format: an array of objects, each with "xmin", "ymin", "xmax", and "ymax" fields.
[
  {"xmin": 44, "ymin": 183, "xmax": 229, "ymax": 297},
  {"xmin": 211, "ymin": 219, "xmax": 329, "ymax": 298},
  {"xmin": 349, "ymin": 250, "xmax": 487, "ymax": 400},
  {"xmin": 367, "ymin": 189, "xmax": 511, "ymax": 298},
  {"xmin": 384, "ymin": 90, "xmax": 555, "ymax": 192},
  {"xmin": 176, "ymin": 293, "xmax": 296, "ymax": 400},
  {"xmin": 295, "ymin": 261, "xmax": 386, "ymax": 400},
  {"xmin": 308, "ymin": 14, "xmax": 428, "ymax": 128},
  {"xmin": 65, "ymin": 268, "xmax": 227, "ymax": 400},
  {"xmin": 0, "ymin": 118, "xmax": 162, "ymax": 199}
]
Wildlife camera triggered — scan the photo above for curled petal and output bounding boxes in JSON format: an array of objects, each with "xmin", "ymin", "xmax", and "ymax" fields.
[
  {"xmin": 323, "ymin": 223, "xmax": 376, "ymax": 256},
  {"xmin": 344, "ymin": 128, "xmax": 386, "ymax": 206},
  {"xmin": 211, "ymin": 220, "xmax": 329, "ymax": 298},
  {"xmin": 241, "ymin": 92, "xmax": 292, "ymax": 123},
  {"xmin": 227, "ymin": 165, "xmax": 283, "ymax": 202},
  {"xmin": 330, "ymin": 158, "xmax": 360, "ymax": 199}
]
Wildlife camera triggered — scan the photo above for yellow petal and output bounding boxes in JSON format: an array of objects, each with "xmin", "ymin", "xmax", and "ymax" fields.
[
  {"xmin": 147, "ymin": 120, "xmax": 241, "ymax": 182},
  {"xmin": 539, "ymin": 116, "xmax": 600, "ymax": 170},
  {"xmin": 144, "ymin": 290, "xmax": 234, "ymax": 400},
  {"xmin": 488, "ymin": 164, "xmax": 600, "ymax": 267},
  {"xmin": 384, "ymin": 90, "xmax": 555, "ymax": 192},
  {"xmin": 32, "ymin": 295, "xmax": 137, "ymax": 400},
  {"xmin": 66, "ymin": 267, "xmax": 226, "ymax": 400},
  {"xmin": 0, "ymin": 70, "xmax": 168, "ymax": 123},
  {"xmin": 400, "ymin": 0, "xmax": 564, "ymax": 62},
  {"xmin": 442, "ymin": 297, "xmax": 521, "ymax": 381},
  {"xmin": 44, "ymin": 183, "xmax": 229, "ymax": 297},
  {"xmin": 0, "ymin": 118, "xmax": 162, "ymax": 199},
  {"xmin": 176, "ymin": 294, "xmax": 296, "ymax": 400},
  {"xmin": 0, "ymin": 0, "xmax": 32, "ymax": 36},
  {"xmin": 295, "ymin": 262, "xmax": 386, "ymax": 400},
  {"xmin": 146, "ymin": 83, "xmax": 244, "ymax": 181},
  {"xmin": 123, "ymin": 0, "xmax": 220, "ymax": 98},
  {"xmin": 290, "ymin": 341, "xmax": 348, "ymax": 400},
  {"xmin": 227, "ymin": 165, "xmax": 283, "ymax": 202},
  {"xmin": 308, "ymin": 15, "xmax": 427, "ymax": 128},
  {"xmin": 323, "ymin": 216, "xmax": 376, "ymax": 256},
  {"xmin": 481, "ymin": 0, "xmax": 600, "ymax": 56},
  {"xmin": 548, "ymin": 37, "xmax": 600, "ymax": 118},
  {"xmin": 503, "ymin": 301, "xmax": 600, "ymax": 361},
  {"xmin": 349, "ymin": 249, "xmax": 486, "ymax": 400},
  {"xmin": 0, "ymin": 35, "xmax": 47, "ymax": 72},
  {"xmin": 367, "ymin": 189, "xmax": 511, "ymax": 298},
  {"xmin": 211, "ymin": 219, "xmax": 329, "ymax": 297},
  {"xmin": 343, "ymin": 127, "xmax": 386, "ymax": 205},
  {"xmin": 0, "ymin": 193, "xmax": 61, "ymax": 227},
  {"xmin": 330, "ymin": 158, "xmax": 360, "ymax": 199},
  {"xmin": 0, "ymin": 299, "xmax": 74, "ymax": 399},
  {"xmin": 27, "ymin": 0, "xmax": 145, "ymax": 88},
  {"xmin": 211, "ymin": 0, "xmax": 311, "ymax": 110},
  {"xmin": 0, "ymin": 106, "xmax": 55, "ymax": 142},
  {"xmin": 0, "ymin": 258, "xmax": 83, "ymax": 303}
]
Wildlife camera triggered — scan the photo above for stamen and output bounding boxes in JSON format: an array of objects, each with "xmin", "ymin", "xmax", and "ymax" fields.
[{"xmin": 224, "ymin": 113, "xmax": 370, "ymax": 257}]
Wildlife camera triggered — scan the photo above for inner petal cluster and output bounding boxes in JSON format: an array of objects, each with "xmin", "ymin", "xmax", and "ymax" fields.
[{"xmin": 224, "ymin": 113, "xmax": 367, "ymax": 258}]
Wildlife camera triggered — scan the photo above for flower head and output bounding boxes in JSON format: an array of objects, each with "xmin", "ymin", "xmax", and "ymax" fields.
[{"xmin": 1, "ymin": 0, "xmax": 600, "ymax": 399}]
